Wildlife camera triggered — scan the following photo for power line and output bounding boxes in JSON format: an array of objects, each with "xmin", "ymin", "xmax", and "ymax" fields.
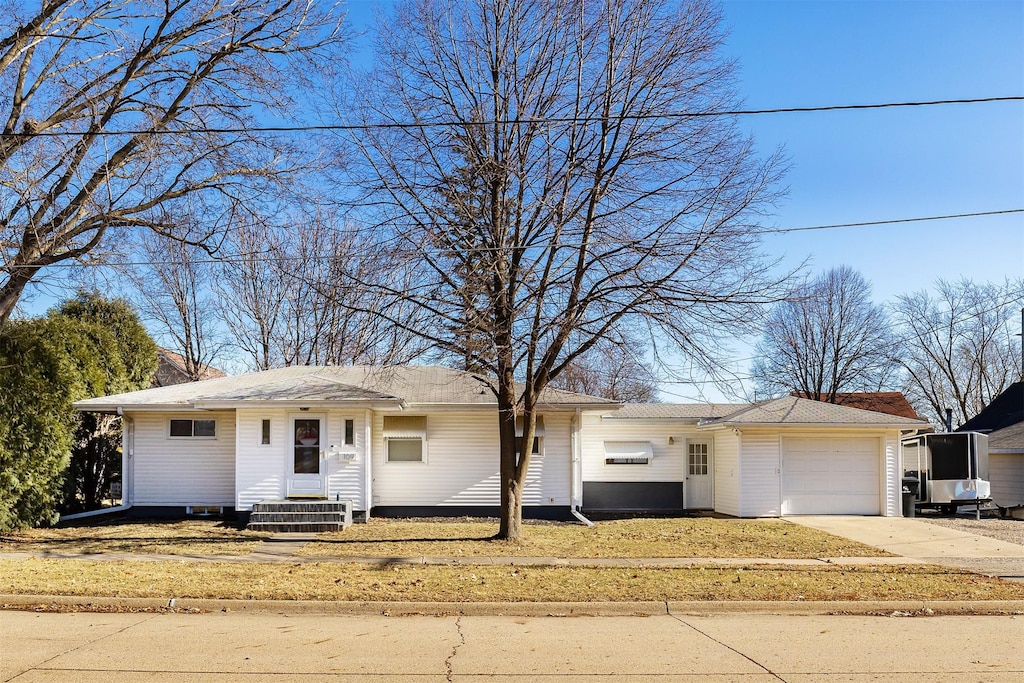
[
  {"xmin": 5, "ymin": 208, "xmax": 1021, "ymax": 270},
  {"xmin": 4, "ymin": 96, "xmax": 1021, "ymax": 138}
]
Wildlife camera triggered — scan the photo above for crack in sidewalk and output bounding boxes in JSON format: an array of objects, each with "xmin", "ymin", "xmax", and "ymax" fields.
[
  {"xmin": 666, "ymin": 603, "xmax": 788, "ymax": 682},
  {"xmin": 444, "ymin": 615, "xmax": 466, "ymax": 682}
]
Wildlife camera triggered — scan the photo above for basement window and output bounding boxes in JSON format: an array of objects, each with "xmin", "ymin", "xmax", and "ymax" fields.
[
  {"xmin": 169, "ymin": 418, "xmax": 216, "ymax": 438},
  {"xmin": 604, "ymin": 441, "xmax": 653, "ymax": 465},
  {"xmin": 186, "ymin": 506, "xmax": 223, "ymax": 516}
]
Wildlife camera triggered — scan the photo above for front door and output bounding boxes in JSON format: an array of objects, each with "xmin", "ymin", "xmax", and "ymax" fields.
[
  {"xmin": 684, "ymin": 441, "xmax": 713, "ymax": 509},
  {"xmin": 287, "ymin": 415, "xmax": 326, "ymax": 498}
]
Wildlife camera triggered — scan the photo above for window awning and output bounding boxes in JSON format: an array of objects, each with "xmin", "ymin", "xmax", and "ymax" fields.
[
  {"xmin": 383, "ymin": 415, "xmax": 426, "ymax": 438},
  {"xmin": 515, "ymin": 415, "xmax": 545, "ymax": 437},
  {"xmin": 604, "ymin": 440, "xmax": 653, "ymax": 464}
]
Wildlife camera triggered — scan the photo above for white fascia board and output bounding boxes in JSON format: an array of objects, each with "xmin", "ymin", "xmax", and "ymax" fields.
[
  {"xmin": 193, "ymin": 399, "xmax": 405, "ymax": 411},
  {"xmin": 73, "ymin": 402, "xmax": 198, "ymax": 413}
]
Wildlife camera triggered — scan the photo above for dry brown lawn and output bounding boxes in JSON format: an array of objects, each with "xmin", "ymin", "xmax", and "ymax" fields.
[
  {"xmin": 0, "ymin": 520, "xmax": 267, "ymax": 556},
  {"xmin": 2, "ymin": 558, "xmax": 1021, "ymax": 602},
  {"xmin": 300, "ymin": 517, "xmax": 892, "ymax": 559}
]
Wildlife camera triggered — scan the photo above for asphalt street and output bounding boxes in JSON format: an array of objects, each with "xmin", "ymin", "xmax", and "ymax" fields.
[{"xmin": 4, "ymin": 609, "xmax": 1023, "ymax": 682}]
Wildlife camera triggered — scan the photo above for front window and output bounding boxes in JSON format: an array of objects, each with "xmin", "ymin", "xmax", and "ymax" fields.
[
  {"xmin": 384, "ymin": 416, "xmax": 427, "ymax": 463},
  {"xmin": 169, "ymin": 418, "xmax": 216, "ymax": 438}
]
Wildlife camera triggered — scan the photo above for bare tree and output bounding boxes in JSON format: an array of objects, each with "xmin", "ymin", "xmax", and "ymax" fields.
[
  {"xmin": 216, "ymin": 210, "xmax": 430, "ymax": 369},
  {"xmin": 0, "ymin": 0, "xmax": 346, "ymax": 328},
  {"xmin": 126, "ymin": 223, "xmax": 224, "ymax": 380},
  {"xmin": 892, "ymin": 278, "xmax": 1024, "ymax": 426},
  {"xmin": 550, "ymin": 336, "xmax": 660, "ymax": 403},
  {"xmin": 345, "ymin": 0, "xmax": 787, "ymax": 539},
  {"xmin": 750, "ymin": 266, "xmax": 899, "ymax": 402}
]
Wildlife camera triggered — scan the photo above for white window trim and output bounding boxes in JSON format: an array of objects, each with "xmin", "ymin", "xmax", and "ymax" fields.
[
  {"xmin": 258, "ymin": 417, "xmax": 273, "ymax": 447},
  {"xmin": 168, "ymin": 418, "xmax": 217, "ymax": 440},
  {"xmin": 385, "ymin": 436, "xmax": 427, "ymax": 463},
  {"xmin": 383, "ymin": 415, "xmax": 428, "ymax": 464},
  {"xmin": 687, "ymin": 441, "xmax": 711, "ymax": 476}
]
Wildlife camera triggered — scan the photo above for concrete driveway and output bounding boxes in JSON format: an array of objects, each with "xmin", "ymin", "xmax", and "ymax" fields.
[{"xmin": 789, "ymin": 516, "xmax": 1024, "ymax": 581}]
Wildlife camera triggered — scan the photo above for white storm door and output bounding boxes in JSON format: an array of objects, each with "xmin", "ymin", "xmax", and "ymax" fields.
[
  {"xmin": 287, "ymin": 415, "xmax": 326, "ymax": 497},
  {"xmin": 685, "ymin": 442, "xmax": 713, "ymax": 509}
]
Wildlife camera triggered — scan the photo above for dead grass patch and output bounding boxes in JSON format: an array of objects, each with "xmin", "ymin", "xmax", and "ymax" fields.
[
  {"xmin": 301, "ymin": 517, "xmax": 891, "ymax": 559},
  {"xmin": 1, "ymin": 558, "xmax": 1019, "ymax": 602},
  {"xmin": 0, "ymin": 520, "xmax": 268, "ymax": 556}
]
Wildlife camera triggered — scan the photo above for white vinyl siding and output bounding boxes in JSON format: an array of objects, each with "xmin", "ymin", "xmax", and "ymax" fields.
[
  {"xmin": 712, "ymin": 430, "xmax": 740, "ymax": 517},
  {"xmin": 371, "ymin": 411, "xmax": 571, "ymax": 507},
  {"xmin": 884, "ymin": 435, "xmax": 901, "ymax": 516},
  {"xmin": 131, "ymin": 411, "xmax": 235, "ymax": 506},
  {"xmin": 234, "ymin": 409, "xmax": 367, "ymax": 511},
  {"xmin": 738, "ymin": 431, "xmax": 782, "ymax": 517},
  {"xmin": 580, "ymin": 413, "xmax": 695, "ymax": 483},
  {"xmin": 236, "ymin": 409, "xmax": 286, "ymax": 510},
  {"xmin": 989, "ymin": 453, "xmax": 1024, "ymax": 508}
]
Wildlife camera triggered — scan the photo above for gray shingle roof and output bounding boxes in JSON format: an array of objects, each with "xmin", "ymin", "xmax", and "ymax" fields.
[
  {"xmin": 602, "ymin": 403, "xmax": 748, "ymax": 420},
  {"xmin": 73, "ymin": 365, "xmax": 616, "ymax": 411},
  {"xmin": 989, "ymin": 421, "xmax": 1024, "ymax": 451},
  {"xmin": 703, "ymin": 395, "xmax": 931, "ymax": 427}
]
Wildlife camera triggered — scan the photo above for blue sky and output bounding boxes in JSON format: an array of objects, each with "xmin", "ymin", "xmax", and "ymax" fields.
[
  {"xmin": 719, "ymin": 0, "xmax": 1023, "ymax": 304},
  {"xmin": 341, "ymin": 0, "xmax": 1023, "ymax": 402},
  {"xmin": 18, "ymin": 0, "xmax": 1022, "ymax": 400}
]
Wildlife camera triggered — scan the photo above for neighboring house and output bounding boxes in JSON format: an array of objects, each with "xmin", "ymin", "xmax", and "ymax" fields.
[
  {"xmin": 791, "ymin": 391, "xmax": 924, "ymax": 421},
  {"xmin": 153, "ymin": 347, "xmax": 227, "ymax": 388},
  {"xmin": 74, "ymin": 368, "xmax": 931, "ymax": 520},
  {"xmin": 958, "ymin": 382, "xmax": 1024, "ymax": 512},
  {"xmin": 582, "ymin": 396, "xmax": 929, "ymax": 517}
]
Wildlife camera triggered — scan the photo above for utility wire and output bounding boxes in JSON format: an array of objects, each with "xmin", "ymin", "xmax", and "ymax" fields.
[
  {"xmin": 5, "ymin": 208, "xmax": 1021, "ymax": 270},
  {"xmin": 3, "ymin": 96, "xmax": 1021, "ymax": 138}
]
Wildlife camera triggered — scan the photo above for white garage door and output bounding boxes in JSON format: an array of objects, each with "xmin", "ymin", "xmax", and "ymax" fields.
[{"xmin": 782, "ymin": 437, "xmax": 880, "ymax": 515}]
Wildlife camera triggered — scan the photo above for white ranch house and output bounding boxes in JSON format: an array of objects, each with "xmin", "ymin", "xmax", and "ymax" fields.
[{"xmin": 74, "ymin": 365, "xmax": 929, "ymax": 521}]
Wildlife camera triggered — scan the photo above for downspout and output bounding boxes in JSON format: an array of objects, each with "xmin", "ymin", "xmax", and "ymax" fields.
[
  {"xmin": 570, "ymin": 408, "xmax": 594, "ymax": 527},
  {"xmin": 60, "ymin": 408, "xmax": 133, "ymax": 522},
  {"xmin": 363, "ymin": 409, "xmax": 372, "ymax": 521}
]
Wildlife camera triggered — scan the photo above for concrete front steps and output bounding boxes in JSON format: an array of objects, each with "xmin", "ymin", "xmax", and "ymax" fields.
[{"xmin": 247, "ymin": 499, "xmax": 353, "ymax": 533}]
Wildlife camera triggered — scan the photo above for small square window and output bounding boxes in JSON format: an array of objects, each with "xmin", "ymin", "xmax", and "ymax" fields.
[
  {"xmin": 194, "ymin": 419, "xmax": 216, "ymax": 437},
  {"xmin": 387, "ymin": 437, "xmax": 423, "ymax": 462},
  {"xmin": 169, "ymin": 419, "xmax": 193, "ymax": 437}
]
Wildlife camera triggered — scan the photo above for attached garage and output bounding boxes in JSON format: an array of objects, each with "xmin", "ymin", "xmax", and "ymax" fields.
[
  {"xmin": 781, "ymin": 436, "xmax": 880, "ymax": 515},
  {"xmin": 694, "ymin": 396, "xmax": 929, "ymax": 518}
]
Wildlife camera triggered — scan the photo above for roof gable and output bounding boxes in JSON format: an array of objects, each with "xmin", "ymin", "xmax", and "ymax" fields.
[{"xmin": 707, "ymin": 395, "xmax": 930, "ymax": 427}]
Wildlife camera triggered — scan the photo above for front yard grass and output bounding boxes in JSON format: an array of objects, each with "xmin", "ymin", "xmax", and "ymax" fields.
[
  {"xmin": 0, "ymin": 519, "xmax": 268, "ymax": 556},
  {"xmin": 3, "ymin": 558, "xmax": 1023, "ymax": 602},
  {"xmin": 300, "ymin": 517, "xmax": 893, "ymax": 559},
  {"xmin": 1, "ymin": 517, "xmax": 890, "ymax": 559}
]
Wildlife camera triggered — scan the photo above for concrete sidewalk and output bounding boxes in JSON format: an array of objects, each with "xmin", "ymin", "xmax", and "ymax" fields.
[
  {"xmin": 5, "ymin": 609, "xmax": 1024, "ymax": 681},
  {"xmin": 789, "ymin": 516, "xmax": 1024, "ymax": 581}
]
